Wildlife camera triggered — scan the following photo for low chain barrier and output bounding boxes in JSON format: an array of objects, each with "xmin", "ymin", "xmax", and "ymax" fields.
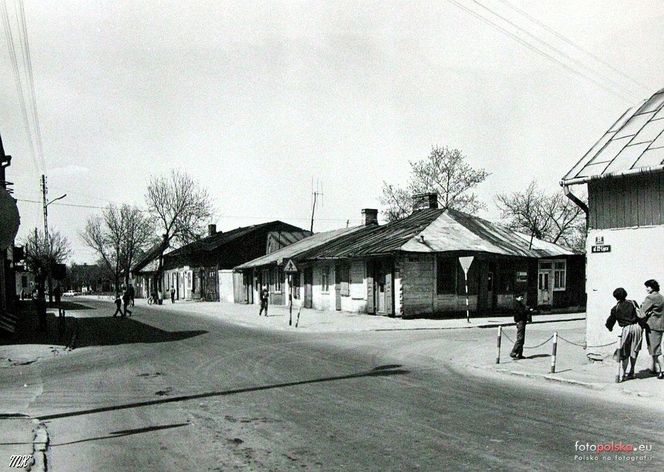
[{"xmin": 496, "ymin": 325, "xmax": 620, "ymax": 374}]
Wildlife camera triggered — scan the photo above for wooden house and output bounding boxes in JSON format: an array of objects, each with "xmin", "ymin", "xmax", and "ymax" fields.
[
  {"xmin": 162, "ymin": 222, "xmax": 310, "ymax": 302},
  {"xmin": 561, "ymin": 87, "xmax": 664, "ymax": 352},
  {"xmin": 236, "ymin": 197, "xmax": 585, "ymax": 317}
]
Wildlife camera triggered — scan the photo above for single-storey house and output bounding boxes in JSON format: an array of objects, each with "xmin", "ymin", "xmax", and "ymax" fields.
[
  {"xmin": 561, "ymin": 86, "xmax": 664, "ymax": 353},
  {"xmin": 162, "ymin": 221, "xmax": 310, "ymax": 302},
  {"xmin": 236, "ymin": 195, "xmax": 585, "ymax": 317}
]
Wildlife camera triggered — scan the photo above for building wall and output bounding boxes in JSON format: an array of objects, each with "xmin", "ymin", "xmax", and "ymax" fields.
[
  {"xmin": 589, "ymin": 173, "xmax": 664, "ymax": 229},
  {"xmin": 586, "ymin": 226, "xmax": 664, "ymax": 353},
  {"xmin": 312, "ymin": 264, "xmax": 335, "ymax": 311},
  {"xmin": 340, "ymin": 260, "xmax": 367, "ymax": 313},
  {"xmin": 219, "ymin": 270, "xmax": 234, "ymax": 303}
]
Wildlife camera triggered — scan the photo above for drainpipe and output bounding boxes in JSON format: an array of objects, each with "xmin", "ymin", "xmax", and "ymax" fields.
[{"xmin": 562, "ymin": 183, "xmax": 589, "ymax": 228}]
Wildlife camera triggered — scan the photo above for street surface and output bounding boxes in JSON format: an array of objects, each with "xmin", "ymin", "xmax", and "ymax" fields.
[{"xmin": 3, "ymin": 299, "xmax": 663, "ymax": 471}]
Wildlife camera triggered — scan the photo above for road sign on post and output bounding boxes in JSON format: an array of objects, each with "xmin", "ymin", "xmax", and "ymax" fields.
[
  {"xmin": 459, "ymin": 257, "xmax": 474, "ymax": 323},
  {"xmin": 284, "ymin": 260, "xmax": 298, "ymax": 325}
]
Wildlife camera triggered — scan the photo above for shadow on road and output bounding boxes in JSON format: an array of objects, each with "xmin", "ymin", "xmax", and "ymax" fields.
[
  {"xmin": 0, "ymin": 302, "xmax": 75, "ymax": 347},
  {"xmin": 50, "ymin": 422, "xmax": 191, "ymax": 447},
  {"xmin": 39, "ymin": 365, "xmax": 409, "ymax": 421},
  {"xmin": 75, "ymin": 316, "xmax": 208, "ymax": 347}
]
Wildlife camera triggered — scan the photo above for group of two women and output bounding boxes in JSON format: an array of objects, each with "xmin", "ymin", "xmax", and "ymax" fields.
[{"xmin": 606, "ymin": 279, "xmax": 664, "ymax": 382}]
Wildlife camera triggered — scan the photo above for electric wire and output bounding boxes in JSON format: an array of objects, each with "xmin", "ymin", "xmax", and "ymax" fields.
[
  {"xmin": 496, "ymin": 0, "xmax": 652, "ymax": 95},
  {"xmin": 471, "ymin": 0, "xmax": 642, "ymax": 102},
  {"xmin": 445, "ymin": 0, "xmax": 637, "ymax": 103}
]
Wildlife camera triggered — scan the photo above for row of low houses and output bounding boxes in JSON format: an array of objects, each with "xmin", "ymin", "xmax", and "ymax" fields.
[{"xmin": 132, "ymin": 193, "xmax": 586, "ymax": 318}]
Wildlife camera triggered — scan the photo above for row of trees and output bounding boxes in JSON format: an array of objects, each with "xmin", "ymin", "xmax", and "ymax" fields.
[
  {"xmin": 380, "ymin": 146, "xmax": 587, "ymax": 251},
  {"xmin": 81, "ymin": 170, "xmax": 214, "ymax": 294},
  {"xmin": 21, "ymin": 170, "xmax": 214, "ymax": 296}
]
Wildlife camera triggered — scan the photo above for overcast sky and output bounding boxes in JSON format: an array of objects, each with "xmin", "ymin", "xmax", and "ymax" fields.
[{"xmin": 1, "ymin": 0, "xmax": 663, "ymax": 264}]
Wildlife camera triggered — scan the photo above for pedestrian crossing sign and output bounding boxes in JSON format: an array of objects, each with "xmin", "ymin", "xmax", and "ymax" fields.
[{"xmin": 284, "ymin": 259, "xmax": 298, "ymax": 273}]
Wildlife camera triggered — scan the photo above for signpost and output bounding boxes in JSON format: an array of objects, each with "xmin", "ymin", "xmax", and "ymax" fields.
[
  {"xmin": 284, "ymin": 259, "xmax": 298, "ymax": 326},
  {"xmin": 459, "ymin": 256, "xmax": 474, "ymax": 323}
]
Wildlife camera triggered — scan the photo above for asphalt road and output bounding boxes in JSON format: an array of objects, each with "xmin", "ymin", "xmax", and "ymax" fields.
[{"xmin": 15, "ymin": 300, "xmax": 664, "ymax": 471}]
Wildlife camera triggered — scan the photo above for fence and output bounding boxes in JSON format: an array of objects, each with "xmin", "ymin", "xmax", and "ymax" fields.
[{"xmin": 496, "ymin": 325, "xmax": 619, "ymax": 374}]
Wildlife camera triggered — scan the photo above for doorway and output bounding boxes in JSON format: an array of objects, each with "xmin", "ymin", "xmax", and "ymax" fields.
[
  {"xmin": 538, "ymin": 261, "xmax": 553, "ymax": 306},
  {"xmin": 304, "ymin": 267, "xmax": 313, "ymax": 308}
]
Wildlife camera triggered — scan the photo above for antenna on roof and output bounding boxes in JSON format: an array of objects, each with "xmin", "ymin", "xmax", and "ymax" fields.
[{"xmin": 310, "ymin": 178, "xmax": 324, "ymax": 232}]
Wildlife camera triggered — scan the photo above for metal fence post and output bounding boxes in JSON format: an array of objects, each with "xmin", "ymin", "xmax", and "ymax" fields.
[
  {"xmin": 550, "ymin": 331, "xmax": 558, "ymax": 374},
  {"xmin": 496, "ymin": 326, "xmax": 502, "ymax": 364}
]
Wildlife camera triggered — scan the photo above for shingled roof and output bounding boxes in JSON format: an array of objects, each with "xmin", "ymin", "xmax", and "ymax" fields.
[
  {"xmin": 236, "ymin": 208, "xmax": 575, "ymax": 270},
  {"xmin": 562, "ymin": 87, "xmax": 664, "ymax": 185}
]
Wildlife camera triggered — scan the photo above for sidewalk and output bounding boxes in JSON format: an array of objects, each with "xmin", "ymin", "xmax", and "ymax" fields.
[{"xmin": 85, "ymin": 295, "xmax": 584, "ymax": 333}]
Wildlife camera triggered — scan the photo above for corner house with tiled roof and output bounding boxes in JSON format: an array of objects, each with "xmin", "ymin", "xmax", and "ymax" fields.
[
  {"xmin": 236, "ymin": 194, "xmax": 585, "ymax": 318},
  {"xmin": 561, "ymin": 87, "xmax": 664, "ymax": 353},
  {"xmin": 161, "ymin": 221, "xmax": 310, "ymax": 302}
]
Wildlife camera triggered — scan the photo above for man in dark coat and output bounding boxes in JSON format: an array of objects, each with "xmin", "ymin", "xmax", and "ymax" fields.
[
  {"xmin": 259, "ymin": 286, "xmax": 269, "ymax": 316},
  {"xmin": 510, "ymin": 294, "xmax": 533, "ymax": 360}
]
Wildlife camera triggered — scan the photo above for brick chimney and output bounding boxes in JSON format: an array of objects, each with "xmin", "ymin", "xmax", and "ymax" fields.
[
  {"xmin": 361, "ymin": 208, "xmax": 378, "ymax": 226},
  {"xmin": 412, "ymin": 193, "xmax": 439, "ymax": 212},
  {"xmin": 208, "ymin": 224, "xmax": 217, "ymax": 236}
]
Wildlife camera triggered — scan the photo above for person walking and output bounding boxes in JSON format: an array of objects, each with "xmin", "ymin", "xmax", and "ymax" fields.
[
  {"xmin": 641, "ymin": 279, "xmax": 664, "ymax": 379},
  {"xmin": 510, "ymin": 294, "xmax": 533, "ymax": 360},
  {"xmin": 605, "ymin": 287, "xmax": 643, "ymax": 382},
  {"xmin": 259, "ymin": 286, "xmax": 269, "ymax": 316},
  {"xmin": 122, "ymin": 288, "xmax": 132, "ymax": 317},
  {"xmin": 170, "ymin": 286, "xmax": 176, "ymax": 304},
  {"xmin": 112, "ymin": 293, "xmax": 123, "ymax": 317}
]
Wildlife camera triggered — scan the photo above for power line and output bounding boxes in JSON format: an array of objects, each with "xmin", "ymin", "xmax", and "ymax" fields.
[
  {"xmin": 496, "ymin": 0, "xmax": 652, "ymax": 95},
  {"xmin": 0, "ymin": 0, "xmax": 40, "ymax": 173},
  {"xmin": 470, "ymin": 0, "xmax": 641, "ymax": 101},
  {"xmin": 445, "ymin": 0, "xmax": 638, "ymax": 103}
]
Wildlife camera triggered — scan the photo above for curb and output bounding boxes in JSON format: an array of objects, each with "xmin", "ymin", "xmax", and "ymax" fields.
[
  {"xmin": 486, "ymin": 366, "xmax": 606, "ymax": 390},
  {"xmin": 372, "ymin": 317, "xmax": 585, "ymax": 332}
]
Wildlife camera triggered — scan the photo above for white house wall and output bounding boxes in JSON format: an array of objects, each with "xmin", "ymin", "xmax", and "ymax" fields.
[{"xmin": 586, "ymin": 226, "xmax": 664, "ymax": 353}]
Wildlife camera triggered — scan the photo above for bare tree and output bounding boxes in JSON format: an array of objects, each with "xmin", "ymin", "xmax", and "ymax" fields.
[
  {"xmin": 81, "ymin": 204, "xmax": 155, "ymax": 293},
  {"xmin": 495, "ymin": 181, "xmax": 587, "ymax": 251},
  {"xmin": 380, "ymin": 146, "xmax": 489, "ymax": 221},
  {"xmin": 145, "ymin": 170, "xmax": 214, "ymax": 294},
  {"xmin": 23, "ymin": 228, "xmax": 72, "ymax": 294}
]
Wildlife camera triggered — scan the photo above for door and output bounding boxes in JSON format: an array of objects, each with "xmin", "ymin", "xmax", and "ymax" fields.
[
  {"xmin": 376, "ymin": 263, "xmax": 386, "ymax": 314},
  {"xmin": 304, "ymin": 268, "xmax": 313, "ymax": 308},
  {"xmin": 538, "ymin": 261, "xmax": 553, "ymax": 306},
  {"xmin": 334, "ymin": 264, "xmax": 342, "ymax": 311},
  {"xmin": 486, "ymin": 271, "xmax": 494, "ymax": 310}
]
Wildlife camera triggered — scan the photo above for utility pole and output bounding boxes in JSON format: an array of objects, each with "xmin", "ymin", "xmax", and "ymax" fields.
[
  {"xmin": 309, "ymin": 179, "xmax": 323, "ymax": 233},
  {"xmin": 40, "ymin": 175, "xmax": 66, "ymax": 303}
]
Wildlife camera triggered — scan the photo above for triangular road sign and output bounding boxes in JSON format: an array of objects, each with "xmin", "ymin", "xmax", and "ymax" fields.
[{"xmin": 284, "ymin": 259, "xmax": 298, "ymax": 273}]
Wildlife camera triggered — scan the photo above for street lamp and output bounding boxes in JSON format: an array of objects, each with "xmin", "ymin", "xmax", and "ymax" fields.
[{"xmin": 41, "ymin": 173, "xmax": 66, "ymax": 303}]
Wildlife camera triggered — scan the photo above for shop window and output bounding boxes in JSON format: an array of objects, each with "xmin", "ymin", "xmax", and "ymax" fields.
[
  {"xmin": 437, "ymin": 257, "xmax": 459, "ymax": 294},
  {"xmin": 554, "ymin": 261, "xmax": 567, "ymax": 290}
]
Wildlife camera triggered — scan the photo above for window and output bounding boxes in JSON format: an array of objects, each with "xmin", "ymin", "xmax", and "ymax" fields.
[
  {"xmin": 553, "ymin": 260, "xmax": 566, "ymax": 290},
  {"xmin": 274, "ymin": 268, "xmax": 284, "ymax": 292},
  {"xmin": 437, "ymin": 257, "xmax": 459, "ymax": 294},
  {"xmin": 292, "ymin": 272, "xmax": 301, "ymax": 299},
  {"xmin": 321, "ymin": 266, "xmax": 330, "ymax": 292},
  {"xmin": 516, "ymin": 271, "xmax": 528, "ymax": 283}
]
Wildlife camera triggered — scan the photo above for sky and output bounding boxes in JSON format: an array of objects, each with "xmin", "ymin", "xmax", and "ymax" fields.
[{"xmin": 1, "ymin": 0, "xmax": 663, "ymax": 264}]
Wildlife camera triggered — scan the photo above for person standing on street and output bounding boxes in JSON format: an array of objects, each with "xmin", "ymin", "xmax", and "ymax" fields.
[
  {"xmin": 259, "ymin": 285, "xmax": 269, "ymax": 316},
  {"xmin": 53, "ymin": 285, "xmax": 64, "ymax": 317},
  {"xmin": 127, "ymin": 284, "xmax": 135, "ymax": 307},
  {"xmin": 122, "ymin": 288, "xmax": 132, "ymax": 317},
  {"xmin": 641, "ymin": 279, "xmax": 664, "ymax": 379},
  {"xmin": 605, "ymin": 287, "xmax": 643, "ymax": 382},
  {"xmin": 170, "ymin": 286, "xmax": 176, "ymax": 304},
  {"xmin": 510, "ymin": 294, "xmax": 533, "ymax": 360}
]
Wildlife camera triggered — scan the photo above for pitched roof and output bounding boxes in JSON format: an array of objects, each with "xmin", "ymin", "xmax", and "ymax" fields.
[
  {"xmin": 237, "ymin": 208, "xmax": 575, "ymax": 269},
  {"xmin": 166, "ymin": 221, "xmax": 305, "ymax": 258},
  {"xmin": 132, "ymin": 240, "xmax": 169, "ymax": 273},
  {"xmin": 398, "ymin": 210, "xmax": 575, "ymax": 257},
  {"xmin": 235, "ymin": 226, "xmax": 363, "ymax": 269},
  {"xmin": 562, "ymin": 87, "xmax": 664, "ymax": 185}
]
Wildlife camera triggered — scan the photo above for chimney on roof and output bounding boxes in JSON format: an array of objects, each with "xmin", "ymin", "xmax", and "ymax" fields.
[
  {"xmin": 208, "ymin": 224, "xmax": 217, "ymax": 236},
  {"xmin": 412, "ymin": 193, "xmax": 439, "ymax": 212},
  {"xmin": 361, "ymin": 208, "xmax": 378, "ymax": 226}
]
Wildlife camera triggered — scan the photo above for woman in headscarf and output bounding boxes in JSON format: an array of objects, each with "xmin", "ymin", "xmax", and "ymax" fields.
[{"xmin": 605, "ymin": 287, "xmax": 643, "ymax": 382}]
